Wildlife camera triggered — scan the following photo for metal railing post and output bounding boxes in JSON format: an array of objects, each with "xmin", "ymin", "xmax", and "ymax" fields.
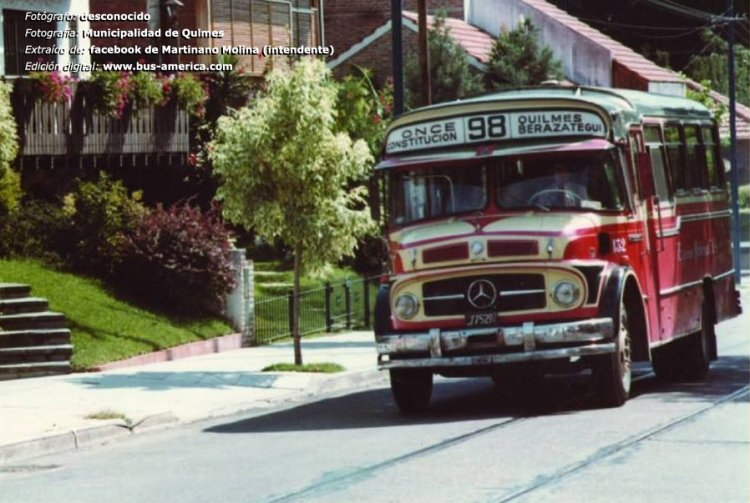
[
  {"xmin": 344, "ymin": 281, "xmax": 351, "ymax": 329},
  {"xmin": 325, "ymin": 282, "xmax": 332, "ymax": 332}
]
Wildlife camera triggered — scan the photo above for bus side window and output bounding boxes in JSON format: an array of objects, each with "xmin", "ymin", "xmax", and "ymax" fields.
[
  {"xmin": 627, "ymin": 134, "xmax": 641, "ymax": 196},
  {"xmin": 644, "ymin": 125, "xmax": 673, "ymax": 204},
  {"xmin": 701, "ymin": 126, "xmax": 723, "ymax": 189},
  {"xmin": 684, "ymin": 125, "xmax": 706, "ymax": 192},
  {"xmin": 663, "ymin": 124, "xmax": 686, "ymax": 193}
]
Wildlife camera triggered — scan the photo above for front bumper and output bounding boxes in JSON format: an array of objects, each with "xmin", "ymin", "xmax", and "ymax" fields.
[{"xmin": 376, "ymin": 318, "xmax": 615, "ymax": 369}]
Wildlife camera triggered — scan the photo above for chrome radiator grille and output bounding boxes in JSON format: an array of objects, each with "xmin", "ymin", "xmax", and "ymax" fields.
[{"xmin": 422, "ymin": 274, "xmax": 546, "ymax": 316}]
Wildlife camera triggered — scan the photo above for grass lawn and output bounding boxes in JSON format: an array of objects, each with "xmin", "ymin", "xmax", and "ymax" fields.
[
  {"xmin": 0, "ymin": 259, "xmax": 233, "ymax": 370},
  {"xmin": 262, "ymin": 362, "xmax": 344, "ymax": 373}
]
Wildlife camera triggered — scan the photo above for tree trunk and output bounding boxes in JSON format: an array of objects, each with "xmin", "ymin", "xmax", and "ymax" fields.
[{"xmin": 293, "ymin": 245, "xmax": 303, "ymax": 366}]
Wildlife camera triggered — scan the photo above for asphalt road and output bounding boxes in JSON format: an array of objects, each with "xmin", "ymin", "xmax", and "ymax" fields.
[{"xmin": 1, "ymin": 309, "xmax": 748, "ymax": 503}]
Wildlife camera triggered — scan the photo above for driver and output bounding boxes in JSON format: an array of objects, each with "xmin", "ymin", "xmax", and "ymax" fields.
[{"xmin": 536, "ymin": 168, "xmax": 588, "ymax": 207}]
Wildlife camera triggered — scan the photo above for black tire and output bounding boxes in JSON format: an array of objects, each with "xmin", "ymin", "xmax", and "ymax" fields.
[
  {"xmin": 592, "ymin": 298, "xmax": 632, "ymax": 407},
  {"xmin": 390, "ymin": 369, "xmax": 433, "ymax": 414},
  {"xmin": 651, "ymin": 343, "xmax": 683, "ymax": 381},
  {"xmin": 681, "ymin": 300, "xmax": 712, "ymax": 380}
]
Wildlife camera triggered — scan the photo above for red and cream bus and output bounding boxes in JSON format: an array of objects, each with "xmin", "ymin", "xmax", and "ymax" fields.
[{"xmin": 373, "ymin": 86, "xmax": 742, "ymax": 411}]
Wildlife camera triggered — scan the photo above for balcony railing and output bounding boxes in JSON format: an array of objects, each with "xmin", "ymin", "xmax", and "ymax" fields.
[{"xmin": 11, "ymin": 79, "xmax": 190, "ymax": 158}]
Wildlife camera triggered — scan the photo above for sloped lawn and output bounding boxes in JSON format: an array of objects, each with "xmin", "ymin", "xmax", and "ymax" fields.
[{"xmin": 0, "ymin": 259, "xmax": 232, "ymax": 370}]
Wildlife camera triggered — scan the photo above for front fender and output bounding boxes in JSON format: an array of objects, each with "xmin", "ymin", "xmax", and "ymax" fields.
[
  {"xmin": 374, "ymin": 283, "xmax": 392, "ymax": 336},
  {"xmin": 597, "ymin": 265, "xmax": 630, "ymax": 322}
]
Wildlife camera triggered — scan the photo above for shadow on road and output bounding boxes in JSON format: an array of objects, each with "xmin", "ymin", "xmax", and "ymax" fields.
[
  {"xmin": 205, "ymin": 356, "xmax": 749, "ymax": 435},
  {"xmin": 630, "ymin": 355, "xmax": 750, "ymax": 401}
]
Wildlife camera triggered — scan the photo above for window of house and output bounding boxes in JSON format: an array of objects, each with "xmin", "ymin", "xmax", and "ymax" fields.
[{"xmin": 3, "ymin": 9, "xmax": 56, "ymax": 75}]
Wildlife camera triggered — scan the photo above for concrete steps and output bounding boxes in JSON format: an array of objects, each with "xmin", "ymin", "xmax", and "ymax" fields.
[{"xmin": 0, "ymin": 283, "xmax": 72, "ymax": 380}]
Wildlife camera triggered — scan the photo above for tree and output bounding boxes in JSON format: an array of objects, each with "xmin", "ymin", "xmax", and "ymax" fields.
[
  {"xmin": 0, "ymin": 82, "xmax": 20, "ymax": 215},
  {"xmin": 685, "ymin": 28, "xmax": 750, "ymax": 107},
  {"xmin": 405, "ymin": 12, "xmax": 484, "ymax": 107},
  {"xmin": 209, "ymin": 58, "xmax": 376, "ymax": 365},
  {"xmin": 484, "ymin": 19, "xmax": 564, "ymax": 91}
]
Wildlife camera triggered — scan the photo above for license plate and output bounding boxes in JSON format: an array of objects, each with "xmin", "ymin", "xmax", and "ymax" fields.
[{"xmin": 465, "ymin": 312, "xmax": 497, "ymax": 327}]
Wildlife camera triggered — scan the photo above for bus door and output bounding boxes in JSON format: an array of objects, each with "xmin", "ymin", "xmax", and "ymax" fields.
[{"xmin": 635, "ymin": 126, "xmax": 676, "ymax": 342}]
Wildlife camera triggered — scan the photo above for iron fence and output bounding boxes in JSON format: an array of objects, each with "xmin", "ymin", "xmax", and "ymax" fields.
[{"xmin": 253, "ymin": 275, "xmax": 380, "ymax": 345}]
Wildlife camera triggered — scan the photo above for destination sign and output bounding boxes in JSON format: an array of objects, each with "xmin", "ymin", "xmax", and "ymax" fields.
[{"xmin": 385, "ymin": 110, "xmax": 608, "ymax": 154}]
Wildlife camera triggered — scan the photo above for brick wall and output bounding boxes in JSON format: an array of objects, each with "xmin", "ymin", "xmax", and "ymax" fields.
[
  {"xmin": 324, "ymin": 0, "xmax": 463, "ymax": 56},
  {"xmin": 332, "ymin": 28, "xmax": 422, "ymax": 87}
]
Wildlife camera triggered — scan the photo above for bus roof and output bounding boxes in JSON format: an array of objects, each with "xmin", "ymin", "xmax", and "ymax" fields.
[{"xmin": 381, "ymin": 86, "xmax": 713, "ymax": 160}]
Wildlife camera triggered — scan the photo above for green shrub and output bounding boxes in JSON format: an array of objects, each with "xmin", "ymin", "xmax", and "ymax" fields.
[
  {"xmin": 115, "ymin": 203, "xmax": 235, "ymax": 315},
  {"xmin": 0, "ymin": 167, "xmax": 21, "ymax": 215},
  {"xmin": 0, "ymin": 200, "xmax": 70, "ymax": 264},
  {"xmin": 65, "ymin": 173, "xmax": 145, "ymax": 276},
  {"xmin": 335, "ymin": 67, "xmax": 391, "ymax": 156}
]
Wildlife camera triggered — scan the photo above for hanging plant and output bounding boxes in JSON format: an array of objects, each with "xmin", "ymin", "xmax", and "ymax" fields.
[
  {"xmin": 170, "ymin": 73, "xmax": 207, "ymax": 117},
  {"xmin": 129, "ymin": 70, "xmax": 165, "ymax": 108},
  {"xmin": 29, "ymin": 71, "xmax": 74, "ymax": 104},
  {"xmin": 87, "ymin": 71, "xmax": 133, "ymax": 118}
]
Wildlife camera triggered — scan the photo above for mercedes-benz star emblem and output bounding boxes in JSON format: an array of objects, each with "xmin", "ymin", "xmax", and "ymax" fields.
[{"xmin": 467, "ymin": 279, "xmax": 497, "ymax": 309}]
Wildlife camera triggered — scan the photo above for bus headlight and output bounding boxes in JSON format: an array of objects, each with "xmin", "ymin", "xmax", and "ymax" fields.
[
  {"xmin": 552, "ymin": 281, "xmax": 580, "ymax": 307},
  {"xmin": 394, "ymin": 293, "xmax": 420, "ymax": 319}
]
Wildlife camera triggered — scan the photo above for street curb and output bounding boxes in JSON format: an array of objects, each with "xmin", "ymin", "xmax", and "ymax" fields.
[
  {"xmin": 0, "ymin": 412, "xmax": 179, "ymax": 464},
  {"xmin": 0, "ymin": 369, "xmax": 385, "ymax": 465}
]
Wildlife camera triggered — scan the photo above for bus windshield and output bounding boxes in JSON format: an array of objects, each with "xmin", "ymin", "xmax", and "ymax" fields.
[
  {"xmin": 390, "ymin": 165, "xmax": 486, "ymax": 226},
  {"xmin": 495, "ymin": 151, "xmax": 625, "ymax": 211},
  {"xmin": 388, "ymin": 150, "xmax": 626, "ymax": 227}
]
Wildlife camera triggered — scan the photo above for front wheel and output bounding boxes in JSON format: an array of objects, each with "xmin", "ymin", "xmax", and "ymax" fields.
[
  {"xmin": 592, "ymin": 299, "xmax": 632, "ymax": 407},
  {"xmin": 390, "ymin": 369, "xmax": 433, "ymax": 414}
]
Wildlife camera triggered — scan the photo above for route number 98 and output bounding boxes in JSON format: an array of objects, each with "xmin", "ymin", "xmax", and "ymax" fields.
[{"xmin": 467, "ymin": 115, "xmax": 507, "ymax": 141}]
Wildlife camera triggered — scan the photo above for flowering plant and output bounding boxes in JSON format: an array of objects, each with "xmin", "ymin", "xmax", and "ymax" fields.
[
  {"xmin": 88, "ymin": 71, "xmax": 133, "ymax": 118},
  {"xmin": 29, "ymin": 71, "xmax": 74, "ymax": 103},
  {"xmin": 170, "ymin": 73, "xmax": 207, "ymax": 117}
]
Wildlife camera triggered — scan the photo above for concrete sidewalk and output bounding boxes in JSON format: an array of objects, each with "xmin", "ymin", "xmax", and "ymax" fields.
[{"xmin": 0, "ymin": 331, "xmax": 384, "ymax": 463}]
